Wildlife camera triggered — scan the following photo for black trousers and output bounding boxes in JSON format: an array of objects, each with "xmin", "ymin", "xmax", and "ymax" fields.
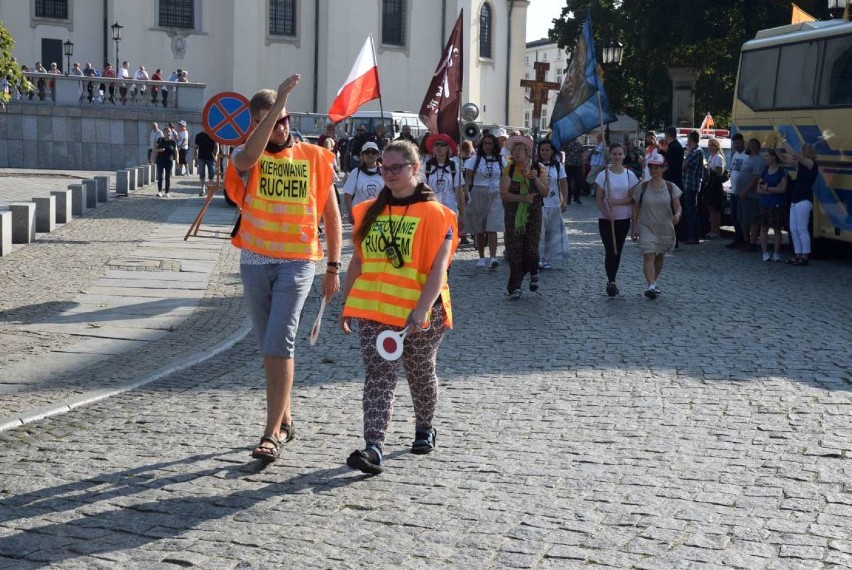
[
  {"xmin": 565, "ymin": 165, "xmax": 585, "ymax": 201},
  {"xmin": 598, "ymin": 218, "xmax": 631, "ymax": 283}
]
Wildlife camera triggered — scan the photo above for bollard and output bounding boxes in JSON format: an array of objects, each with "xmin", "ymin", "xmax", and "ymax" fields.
[
  {"xmin": 32, "ymin": 196, "xmax": 57, "ymax": 233},
  {"xmin": 69, "ymin": 183, "xmax": 88, "ymax": 215},
  {"xmin": 9, "ymin": 202, "xmax": 36, "ymax": 244},
  {"xmin": 94, "ymin": 176, "xmax": 110, "ymax": 202},
  {"xmin": 115, "ymin": 170, "xmax": 129, "ymax": 196},
  {"xmin": 0, "ymin": 211, "xmax": 12, "ymax": 256},
  {"xmin": 137, "ymin": 166, "xmax": 147, "ymax": 187},
  {"xmin": 50, "ymin": 190, "xmax": 73, "ymax": 223},
  {"xmin": 83, "ymin": 180, "xmax": 98, "ymax": 209},
  {"xmin": 127, "ymin": 168, "xmax": 137, "ymax": 191},
  {"xmin": 142, "ymin": 165, "xmax": 150, "ymax": 185}
]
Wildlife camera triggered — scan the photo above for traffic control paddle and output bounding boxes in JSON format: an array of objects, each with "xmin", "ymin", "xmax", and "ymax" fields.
[
  {"xmin": 376, "ymin": 328, "xmax": 407, "ymax": 361},
  {"xmin": 309, "ymin": 296, "xmax": 328, "ymax": 346}
]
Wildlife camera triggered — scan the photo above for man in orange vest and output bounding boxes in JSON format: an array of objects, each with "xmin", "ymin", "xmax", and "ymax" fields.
[{"xmin": 226, "ymin": 74, "xmax": 342, "ymax": 462}]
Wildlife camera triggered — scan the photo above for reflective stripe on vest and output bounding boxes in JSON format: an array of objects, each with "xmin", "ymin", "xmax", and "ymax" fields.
[
  {"xmin": 343, "ymin": 200, "xmax": 458, "ymax": 328},
  {"xmin": 231, "ymin": 143, "xmax": 334, "ymax": 261}
]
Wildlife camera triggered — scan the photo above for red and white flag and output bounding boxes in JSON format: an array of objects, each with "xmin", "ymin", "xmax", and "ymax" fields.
[{"xmin": 327, "ymin": 35, "xmax": 381, "ymax": 123}]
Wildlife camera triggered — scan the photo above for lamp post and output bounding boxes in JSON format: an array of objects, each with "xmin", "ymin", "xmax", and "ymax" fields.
[
  {"xmin": 63, "ymin": 39, "xmax": 74, "ymax": 75},
  {"xmin": 111, "ymin": 21, "xmax": 123, "ymax": 68},
  {"xmin": 601, "ymin": 41, "xmax": 624, "ymax": 66}
]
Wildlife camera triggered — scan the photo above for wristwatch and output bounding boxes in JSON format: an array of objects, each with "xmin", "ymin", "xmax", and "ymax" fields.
[{"xmin": 327, "ymin": 261, "xmax": 342, "ymax": 269}]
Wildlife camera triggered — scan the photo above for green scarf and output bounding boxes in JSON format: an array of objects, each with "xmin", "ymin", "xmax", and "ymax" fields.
[{"xmin": 512, "ymin": 165, "xmax": 532, "ymax": 229}]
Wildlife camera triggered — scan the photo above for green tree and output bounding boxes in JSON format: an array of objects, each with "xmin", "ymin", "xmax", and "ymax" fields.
[
  {"xmin": 548, "ymin": 0, "xmax": 826, "ymax": 130},
  {"xmin": 0, "ymin": 21, "xmax": 23, "ymax": 109}
]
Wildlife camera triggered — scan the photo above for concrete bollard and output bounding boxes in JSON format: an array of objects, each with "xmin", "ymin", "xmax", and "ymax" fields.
[
  {"xmin": 32, "ymin": 196, "xmax": 57, "ymax": 233},
  {"xmin": 137, "ymin": 166, "xmax": 147, "ymax": 187},
  {"xmin": 69, "ymin": 183, "xmax": 88, "ymax": 215},
  {"xmin": 127, "ymin": 168, "xmax": 137, "ymax": 191},
  {"xmin": 94, "ymin": 176, "xmax": 110, "ymax": 202},
  {"xmin": 83, "ymin": 180, "xmax": 98, "ymax": 209},
  {"xmin": 115, "ymin": 170, "xmax": 129, "ymax": 196},
  {"xmin": 141, "ymin": 165, "xmax": 150, "ymax": 185},
  {"xmin": 9, "ymin": 202, "xmax": 36, "ymax": 244},
  {"xmin": 150, "ymin": 163, "xmax": 156, "ymax": 182},
  {"xmin": 51, "ymin": 190, "xmax": 73, "ymax": 224},
  {"xmin": 0, "ymin": 211, "xmax": 12, "ymax": 256}
]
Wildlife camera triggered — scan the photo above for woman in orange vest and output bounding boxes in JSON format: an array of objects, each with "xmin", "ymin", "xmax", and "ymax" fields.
[{"xmin": 339, "ymin": 139, "xmax": 458, "ymax": 475}]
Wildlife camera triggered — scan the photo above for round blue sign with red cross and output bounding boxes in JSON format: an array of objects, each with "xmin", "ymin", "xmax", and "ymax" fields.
[{"xmin": 202, "ymin": 92, "xmax": 252, "ymax": 145}]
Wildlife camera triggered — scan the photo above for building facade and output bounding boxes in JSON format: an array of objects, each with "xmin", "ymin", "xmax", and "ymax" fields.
[
  {"xmin": 2, "ymin": 0, "xmax": 529, "ymax": 128},
  {"xmin": 523, "ymin": 38, "xmax": 570, "ymax": 130}
]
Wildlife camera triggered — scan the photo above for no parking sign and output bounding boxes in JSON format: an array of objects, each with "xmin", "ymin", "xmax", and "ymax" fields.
[{"xmin": 202, "ymin": 92, "xmax": 252, "ymax": 145}]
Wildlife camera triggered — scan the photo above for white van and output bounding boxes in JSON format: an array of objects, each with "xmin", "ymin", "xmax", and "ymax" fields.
[{"xmin": 342, "ymin": 111, "xmax": 428, "ymax": 140}]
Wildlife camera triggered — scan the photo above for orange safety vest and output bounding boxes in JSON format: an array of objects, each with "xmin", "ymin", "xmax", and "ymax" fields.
[
  {"xmin": 343, "ymin": 199, "xmax": 459, "ymax": 328},
  {"xmin": 225, "ymin": 143, "xmax": 334, "ymax": 261}
]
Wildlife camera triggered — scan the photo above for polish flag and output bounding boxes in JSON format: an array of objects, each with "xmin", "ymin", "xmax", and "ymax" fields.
[{"xmin": 327, "ymin": 35, "xmax": 381, "ymax": 123}]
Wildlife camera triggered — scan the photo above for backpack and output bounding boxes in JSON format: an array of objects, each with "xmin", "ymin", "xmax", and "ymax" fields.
[
  {"xmin": 467, "ymin": 154, "xmax": 503, "ymax": 189},
  {"xmin": 425, "ymin": 158, "xmax": 457, "ymax": 181}
]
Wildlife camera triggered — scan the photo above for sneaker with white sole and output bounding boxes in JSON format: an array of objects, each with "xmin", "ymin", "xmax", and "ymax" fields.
[
  {"xmin": 644, "ymin": 287, "xmax": 658, "ymax": 300},
  {"xmin": 762, "ymin": 252, "xmax": 771, "ymax": 262},
  {"xmin": 157, "ymin": 191, "xmax": 164, "ymax": 198},
  {"xmin": 509, "ymin": 289, "xmax": 521, "ymax": 300},
  {"xmin": 489, "ymin": 258, "xmax": 500, "ymax": 270},
  {"xmin": 164, "ymin": 192, "xmax": 171, "ymax": 198},
  {"xmin": 772, "ymin": 253, "xmax": 782, "ymax": 262},
  {"xmin": 476, "ymin": 258, "xmax": 487, "ymax": 269}
]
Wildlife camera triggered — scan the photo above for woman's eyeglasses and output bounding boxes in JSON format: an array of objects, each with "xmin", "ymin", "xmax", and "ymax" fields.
[{"xmin": 381, "ymin": 163, "xmax": 412, "ymax": 175}]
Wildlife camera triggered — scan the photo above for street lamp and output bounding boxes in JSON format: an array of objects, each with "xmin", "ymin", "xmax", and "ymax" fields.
[
  {"xmin": 111, "ymin": 21, "xmax": 123, "ymax": 68},
  {"xmin": 63, "ymin": 39, "xmax": 74, "ymax": 75},
  {"xmin": 601, "ymin": 41, "xmax": 624, "ymax": 66}
]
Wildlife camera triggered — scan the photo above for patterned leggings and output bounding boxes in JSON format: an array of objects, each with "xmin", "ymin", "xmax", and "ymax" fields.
[{"xmin": 358, "ymin": 302, "xmax": 446, "ymax": 447}]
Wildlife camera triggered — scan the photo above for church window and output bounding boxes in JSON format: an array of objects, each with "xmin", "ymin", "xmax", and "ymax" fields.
[
  {"xmin": 159, "ymin": 0, "xmax": 195, "ymax": 30},
  {"xmin": 382, "ymin": 0, "xmax": 407, "ymax": 47},
  {"xmin": 269, "ymin": 0, "xmax": 297, "ymax": 37},
  {"xmin": 480, "ymin": 3, "xmax": 493, "ymax": 59},
  {"xmin": 35, "ymin": 0, "xmax": 68, "ymax": 20}
]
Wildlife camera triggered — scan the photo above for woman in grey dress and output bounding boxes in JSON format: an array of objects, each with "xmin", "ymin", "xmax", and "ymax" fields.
[{"xmin": 630, "ymin": 154, "xmax": 682, "ymax": 299}]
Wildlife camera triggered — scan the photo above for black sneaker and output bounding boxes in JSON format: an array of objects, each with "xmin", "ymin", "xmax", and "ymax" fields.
[
  {"xmin": 606, "ymin": 282, "xmax": 618, "ymax": 297},
  {"xmin": 644, "ymin": 288, "xmax": 658, "ymax": 300},
  {"xmin": 411, "ymin": 428, "xmax": 436, "ymax": 454}
]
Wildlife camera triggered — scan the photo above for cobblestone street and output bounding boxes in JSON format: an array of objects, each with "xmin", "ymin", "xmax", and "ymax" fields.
[{"xmin": 0, "ymin": 179, "xmax": 850, "ymax": 568}]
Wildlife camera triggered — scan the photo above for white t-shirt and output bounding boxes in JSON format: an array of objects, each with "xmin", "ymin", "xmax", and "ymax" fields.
[
  {"xmin": 729, "ymin": 150, "xmax": 747, "ymax": 195},
  {"xmin": 422, "ymin": 157, "xmax": 462, "ymax": 213},
  {"xmin": 343, "ymin": 167, "xmax": 384, "ymax": 206},
  {"xmin": 595, "ymin": 168, "xmax": 639, "ymax": 220},
  {"xmin": 708, "ymin": 152, "xmax": 725, "ymax": 174},
  {"xmin": 539, "ymin": 161, "xmax": 567, "ymax": 208},
  {"xmin": 464, "ymin": 155, "xmax": 503, "ymax": 189}
]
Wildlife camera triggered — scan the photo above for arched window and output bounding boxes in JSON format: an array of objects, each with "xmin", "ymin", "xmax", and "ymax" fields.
[{"xmin": 479, "ymin": 3, "xmax": 492, "ymax": 59}]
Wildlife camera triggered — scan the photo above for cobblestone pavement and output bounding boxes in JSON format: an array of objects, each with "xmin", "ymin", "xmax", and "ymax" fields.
[{"xmin": 0, "ymin": 193, "xmax": 850, "ymax": 568}]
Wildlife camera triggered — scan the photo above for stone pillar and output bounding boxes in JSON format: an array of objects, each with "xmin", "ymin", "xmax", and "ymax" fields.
[
  {"xmin": 9, "ymin": 202, "xmax": 36, "ymax": 243},
  {"xmin": 667, "ymin": 67, "xmax": 699, "ymax": 128},
  {"xmin": 32, "ymin": 196, "xmax": 57, "ymax": 233},
  {"xmin": 140, "ymin": 165, "xmax": 150, "ymax": 185},
  {"xmin": 94, "ymin": 175, "xmax": 110, "ymax": 202},
  {"xmin": 115, "ymin": 170, "xmax": 129, "ymax": 196},
  {"xmin": 137, "ymin": 166, "xmax": 147, "ymax": 186},
  {"xmin": 51, "ymin": 190, "xmax": 73, "ymax": 223},
  {"xmin": 69, "ymin": 183, "xmax": 88, "ymax": 215},
  {"xmin": 0, "ymin": 211, "xmax": 12, "ymax": 256},
  {"xmin": 83, "ymin": 179, "xmax": 98, "ymax": 209},
  {"xmin": 127, "ymin": 168, "xmax": 137, "ymax": 191}
]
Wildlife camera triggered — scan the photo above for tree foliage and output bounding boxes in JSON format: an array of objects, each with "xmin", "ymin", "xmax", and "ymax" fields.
[
  {"xmin": 548, "ymin": 0, "xmax": 829, "ymax": 130},
  {"xmin": 1, "ymin": 21, "xmax": 22, "ymax": 109}
]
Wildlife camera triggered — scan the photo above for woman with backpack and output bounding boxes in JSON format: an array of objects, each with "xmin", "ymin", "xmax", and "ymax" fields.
[
  {"xmin": 342, "ymin": 141, "xmax": 383, "ymax": 222},
  {"xmin": 630, "ymin": 154, "xmax": 682, "ymax": 299},
  {"xmin": 464, "ymin": 134, "xmax": 505, "ymax": 269},
  {"xmin": 423, "ymin": 133, "xmax": 464, "ymax": 224},
  {"xmin": 536, "ymin": 139, "xmax": 569, "ymax": 270}
]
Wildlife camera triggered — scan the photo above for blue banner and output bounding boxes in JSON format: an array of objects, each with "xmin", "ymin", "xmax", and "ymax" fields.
[{"xmin": 549, "ymin": 12, "xmax": 617, "ymax": 151}]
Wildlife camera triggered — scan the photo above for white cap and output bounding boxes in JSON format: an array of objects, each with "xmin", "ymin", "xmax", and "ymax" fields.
[
  {"xmin": 494, "ymin": 127, "xmax": 508, "ymax": 139},
  {"xmin": 361, "ymin": 141, "xmax": 380, "ymax": 153},
  {"xmin": 178, "ymin": 120, "xmax": 187, "ymax": 127}
]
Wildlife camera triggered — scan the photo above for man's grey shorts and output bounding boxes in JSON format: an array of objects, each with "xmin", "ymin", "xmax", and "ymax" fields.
[{"xmin": 241, "ymin": 261, "xmax": 315, "ymax": 358}]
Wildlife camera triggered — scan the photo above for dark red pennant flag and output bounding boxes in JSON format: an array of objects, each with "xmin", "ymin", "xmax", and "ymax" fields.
[{"xmin": 418, "ymin": 10, "xmax": 464, "ymax": 141}]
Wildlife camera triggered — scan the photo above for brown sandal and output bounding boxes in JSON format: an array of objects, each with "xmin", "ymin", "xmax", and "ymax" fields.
[{"xmin": 251, "ymin": 435, "xmax": 280, "ymax": 461}]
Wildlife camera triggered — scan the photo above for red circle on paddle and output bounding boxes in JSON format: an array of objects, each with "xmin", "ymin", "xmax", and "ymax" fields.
[{"xmin": 383, "ymin": 337, "xmax": 397, "ymax": 353}]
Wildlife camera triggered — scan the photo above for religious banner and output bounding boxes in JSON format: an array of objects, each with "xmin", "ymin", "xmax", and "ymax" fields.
[
  {"xmin": 549, "ymin": 12, "xmax": 616, "ymax": 151},
  {"xmin": 418, "ymin": 10, "xmax": 464, "ymax": 140}
]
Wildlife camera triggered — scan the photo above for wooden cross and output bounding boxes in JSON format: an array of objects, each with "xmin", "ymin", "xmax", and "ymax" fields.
[{"xmin": 520, "ymin": 61, "xmax": 561, "ymax": 125}]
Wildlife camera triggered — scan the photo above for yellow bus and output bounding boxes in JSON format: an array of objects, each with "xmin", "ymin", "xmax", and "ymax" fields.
[{"xmin": 731, "ymin": 18, "xmax": 852, "ymax": 244}]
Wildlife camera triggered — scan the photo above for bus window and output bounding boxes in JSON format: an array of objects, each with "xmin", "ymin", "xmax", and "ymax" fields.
[
  {"xmin": 738, "ymin": 48, "xmax": 779, "ymax": 109},
  {"xmin": 775, "ymin": 42, "xmax": 818, "ymax": 108},
  {"xmin": 818, "ymin": 34, "xmax": 852, "ymax": 106}
]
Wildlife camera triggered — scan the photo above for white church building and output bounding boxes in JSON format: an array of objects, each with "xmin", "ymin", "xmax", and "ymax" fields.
[{"xmin": 2, "ymin": 0, "xmax": 531, "ymax": 127}]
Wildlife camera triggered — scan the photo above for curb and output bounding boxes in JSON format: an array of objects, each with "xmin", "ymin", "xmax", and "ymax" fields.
[{"xmin": 0, "ymin": 318, "xmax": 252, "ymax": 433}]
